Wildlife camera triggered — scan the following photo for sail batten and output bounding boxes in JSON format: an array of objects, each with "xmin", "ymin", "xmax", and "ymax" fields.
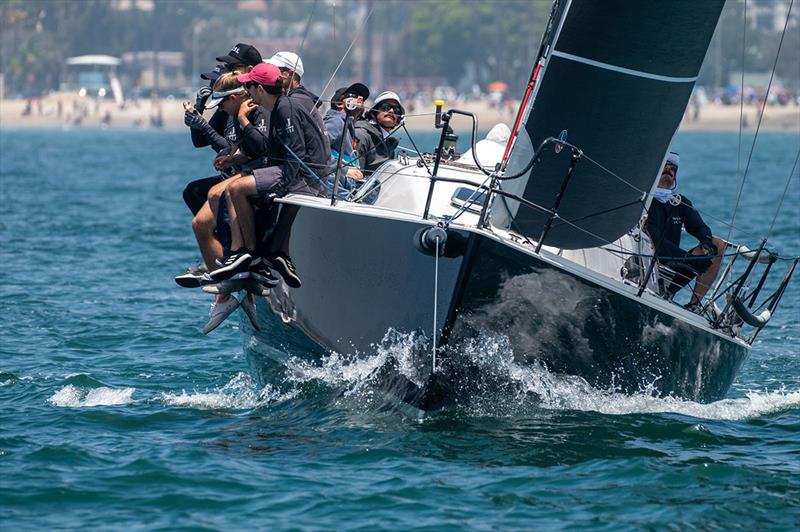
[
  {"xmin": 493, "ymin": 0, "xmax": 726, "ymax": 250},
  {"xmin": 549, "ymin": 51, "xmax": 699, "ymax": 84}
]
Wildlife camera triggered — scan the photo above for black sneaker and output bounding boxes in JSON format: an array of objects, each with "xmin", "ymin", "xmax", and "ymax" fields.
[
  {"xmin": 269, "ymin": 254, "xmax": 301, "ymax": 288},
  {"xmin": 174, "ymin": 262, "xmax": 208, "ymax": 288},
  {"xmin": 209, "ymin": 250, "xmax": 253, "ymax": 282},
  {"xmin": 249, "ymin": 265, "xmax": 279, "ymax": 288}
]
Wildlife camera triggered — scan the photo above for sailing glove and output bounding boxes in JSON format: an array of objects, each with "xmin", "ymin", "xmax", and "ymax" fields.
[
  {"xmin": 194, "ymin": 86, "xmax": 213, "ymax": 113},
  {"xmin": 699, "ymin": 241, "xmax": 717, "ymax": 257},
  {"xmin": 184, "ymin": 109, "xmax": 208, "ymax": 129}
]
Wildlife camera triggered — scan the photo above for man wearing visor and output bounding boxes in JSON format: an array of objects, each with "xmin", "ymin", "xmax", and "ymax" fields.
[
  {"xmin": 644, "ymin": 152, "xmax": 725, "ymax": 312},
  {"xmin": 354, "ymin": 91, "xmax": 405, "ymax": 175}
]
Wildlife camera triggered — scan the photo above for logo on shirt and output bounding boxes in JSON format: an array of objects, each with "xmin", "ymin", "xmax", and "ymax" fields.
[{"xmin": 284, "ymin": 118, "xmax": 295, "ymax": 135}]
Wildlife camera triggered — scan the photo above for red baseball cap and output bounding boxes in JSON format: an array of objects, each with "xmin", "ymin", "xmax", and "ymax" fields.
[{"xmin": 237, "ymin": 63, "xmax": 282, "ymax": 88}]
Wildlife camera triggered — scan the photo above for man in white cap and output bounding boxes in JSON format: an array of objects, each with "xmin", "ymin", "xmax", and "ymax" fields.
[
  {"xmin": 354, "ymin": 91, "xmax": 405, "ymax": 175},
  {"xmin": 265, "ymin": 51, "xmax": 304, "ymax": 93},
  {"xmin": 644, "ymin": 152, "xmax": 725, "ymax": 312}
]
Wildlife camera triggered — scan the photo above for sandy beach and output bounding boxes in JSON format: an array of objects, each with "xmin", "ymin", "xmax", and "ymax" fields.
[{"xmin": 1, "ymin": 94, "xmax": 797, "ymax": 133}]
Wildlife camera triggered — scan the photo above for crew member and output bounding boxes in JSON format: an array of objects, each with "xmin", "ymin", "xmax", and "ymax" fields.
[
  {"xmin": 324, "ymin": 82, "xmax": 370, "ymax": 188},
  {"xmin": 354, "ymin": 91, "xmax": 405, "ymax": 175},
  {"xmin": 210, "ymin": 63, "xmax": 330, "ymax": 288},
  {"xmin": 645, "ymin": 152, "xmax": 725, "ymax": 312}
]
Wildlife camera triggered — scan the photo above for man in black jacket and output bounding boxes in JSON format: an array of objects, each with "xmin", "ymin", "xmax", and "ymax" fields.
[
  {"xmin": 210, "ymin": 63, "xmax": 330, "ymax": 287},
  {"xmin": 354, "ymin": 91, "xmax": 404, "ymax": 175},
  {"xmin": 645, "ymin": 152, "xmax": 725, "ymax": 311}
]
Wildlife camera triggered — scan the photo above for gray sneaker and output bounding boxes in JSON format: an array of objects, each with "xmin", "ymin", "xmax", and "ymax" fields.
[
  {"xmin": 202, "ymin": 297, "xmax": 240, "ymax": 334},
  {"xmin": 239, "ymin": 294, "xmax": 261, "ymax": 331}
]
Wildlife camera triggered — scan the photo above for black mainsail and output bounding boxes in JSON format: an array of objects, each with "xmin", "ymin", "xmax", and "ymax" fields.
[{"xmin": 492, "ymin": 0, "xmax": 726, "ymax": 249}]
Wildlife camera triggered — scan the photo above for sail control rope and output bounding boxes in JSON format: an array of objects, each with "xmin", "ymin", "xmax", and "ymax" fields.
[{"xmin": 726, "ymin": 0, "xmax": 794, "ymax": 247}]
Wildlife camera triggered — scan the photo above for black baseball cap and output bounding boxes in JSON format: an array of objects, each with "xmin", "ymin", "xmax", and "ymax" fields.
[
  {"xmin": 200, "ymin": 64, "xmax": 225, "ymax": 81},
  {"xmin": 332, "ymin": 82, "xmax": 370, "ymax": 103},
  {"xmin": 216, "ymin": 43, "xmax": 262, "ymax": 67}
]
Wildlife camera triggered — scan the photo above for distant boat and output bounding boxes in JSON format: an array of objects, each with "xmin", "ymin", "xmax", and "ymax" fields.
[{"xmin": 243, "ymin": 0, "xmax": 796, "ymax": 412}]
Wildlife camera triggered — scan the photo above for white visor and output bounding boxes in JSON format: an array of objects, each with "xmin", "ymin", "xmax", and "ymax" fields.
[{"xmin": 205, "ymin": 87, "xmax": 246, "ymax": 109}]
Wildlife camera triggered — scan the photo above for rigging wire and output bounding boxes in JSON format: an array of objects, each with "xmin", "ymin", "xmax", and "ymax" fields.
[
  {"xmin": 725, "ymin": 0, "xmax": 794, "ymax": 246},
  {"xmin": 766, "ymin": 146, "xmax": 800, "ymax": 241},
  {"xmin": 294, "ymin": 0, "xmax": 319, "ymax": 70},
  {"xmin": 734, "ymin": 0, "xmax": 746, "ymax": 242},
  {"xmin": 317, "ymin": 3, "xmax": 376, "ymax": 105}
]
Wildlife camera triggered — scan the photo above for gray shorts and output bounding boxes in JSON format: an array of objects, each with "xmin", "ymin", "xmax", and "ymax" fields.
[{"xmin": 252, "ymin": 166, "xmax": 286, "ymax": 205}]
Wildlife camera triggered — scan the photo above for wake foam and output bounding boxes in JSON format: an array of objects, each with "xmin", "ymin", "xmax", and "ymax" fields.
[
  {"xmin": 270, "ymin": 330, "xmax": 800, "ymax": 421},
  {"xmin": 48, "ymin": 385, "xmax": 135, "ymax": 407},
  {"xmin": 158, "ymin": 372, "xmax": 292, "ymax": 410},
  {"xmin": 284, "ymin": 330, "xmax": 429, "ymax": 389}
]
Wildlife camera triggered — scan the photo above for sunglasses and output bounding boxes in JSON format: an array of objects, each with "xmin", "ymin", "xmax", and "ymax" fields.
[{"xmin": 376, "ymin": 102, "xmax": 402, "ymax": 114}]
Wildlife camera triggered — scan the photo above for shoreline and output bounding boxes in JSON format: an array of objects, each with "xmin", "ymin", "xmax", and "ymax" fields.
[{"xmin": 1, "ymin": 97, "xmax": 798, "ymax": 133}]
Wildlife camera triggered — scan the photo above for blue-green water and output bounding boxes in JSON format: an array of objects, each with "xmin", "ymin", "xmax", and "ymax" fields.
[{"xmin": 1, "ymin": 127, "xmax": 799, "ymax": 529}]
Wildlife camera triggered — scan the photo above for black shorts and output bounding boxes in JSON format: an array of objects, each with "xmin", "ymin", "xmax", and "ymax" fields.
[{"xmin": 182, "ymin": 175, "xmax": 223, "ymax": 215}]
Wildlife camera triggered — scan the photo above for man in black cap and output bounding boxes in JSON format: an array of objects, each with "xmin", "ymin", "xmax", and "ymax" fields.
[
  {"xmin": 324, "ymin": 82, "xmax": 370, "ymax": 188},
  {"xmin": 216, "ymin": 43, "xmax": 262, "ymax": 70}
]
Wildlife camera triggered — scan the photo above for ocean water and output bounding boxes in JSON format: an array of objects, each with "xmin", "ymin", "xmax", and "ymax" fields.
[{"xmin": 1, "ymin": 126, "xmax": 798, "ymax": 529}]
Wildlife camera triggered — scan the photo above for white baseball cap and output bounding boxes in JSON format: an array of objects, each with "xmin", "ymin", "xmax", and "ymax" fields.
[{"xmin": 266, "ymin": 51, "xmax": 304, "ymax": 78}]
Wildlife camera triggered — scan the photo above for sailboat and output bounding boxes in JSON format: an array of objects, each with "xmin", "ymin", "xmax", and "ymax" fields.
[{"xmin": 241, "ymin": 0, "xmax": 797, "ymax": 411}]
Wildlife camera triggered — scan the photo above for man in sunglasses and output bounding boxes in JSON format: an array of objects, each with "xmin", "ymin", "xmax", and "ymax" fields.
[
  {"xmin": 354, "ymin": 91, "xmax": 405, "ymax": 176},
  {"xmin": 208, "ymin": 63, "xmax": 331, "ymax": 288},
  {"xmin": 644, "ymin": 152, "xmax": 725, "ymax": 312}
]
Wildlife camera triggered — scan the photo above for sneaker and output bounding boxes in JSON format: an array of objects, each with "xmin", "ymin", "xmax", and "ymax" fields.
[
  {"xmin": 174, "ymin": 262, "xmax": 208, "ymax": 288},
  {"xmin": 249, "ymin": 265, "xmax": 279, "ymax": 287},
  {"xmin": 209, "ymin": 250, "xmax": 253, "ymax": 282},
  {"xmin": 269, "ymin": 253, "xmax": 301, "ymax": 288},
  {"xmin": 245, "ymin": 277, "xmax": 271, "ymax": 297},
  {"xmin": 201, "ymin": 272, "xmax": 251, "ymax": 294},
  {"xmin": 202, "ymin": 296, "xmax": 240, "ymax": 334},
  {"xmin": 239, "ymin": 294, "xmax": 262, "ymax": 331}
]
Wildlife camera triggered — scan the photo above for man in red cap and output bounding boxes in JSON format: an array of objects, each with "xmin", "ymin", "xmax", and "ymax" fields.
[{"xmin": 209, "ymin": 63, "xmax": 331, "ymax": 288}]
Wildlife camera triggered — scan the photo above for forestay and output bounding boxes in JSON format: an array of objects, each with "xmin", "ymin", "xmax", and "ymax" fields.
[{"xmin": 492, "ymin": 0, "xmax": 725, "ymax": 249}]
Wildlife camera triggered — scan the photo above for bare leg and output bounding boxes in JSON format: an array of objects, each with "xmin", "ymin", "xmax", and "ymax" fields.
[
  {"xmin": 192, "ymin": 201, "xmax": 224, "ymax": 270},
  {"xmin": 690, "ymin": 237, "xmax": 726, "ymax": 304},
  {"xmin": 191, "ymin": 177, "xmax": 242, "ymax": 270},
  {"xmin": 226, "ymin": 176, "xmax": 259, "ymax": 251}
]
